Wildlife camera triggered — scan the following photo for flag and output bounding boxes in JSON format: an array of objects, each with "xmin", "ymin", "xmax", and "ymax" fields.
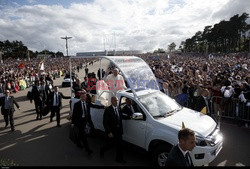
[
  {"xmin": 182, "ymin": 121, "xmax": 186, "ymax": 129},
  {"xmin": 18, "ymin": 63, "xmax": 25, "ymax": 69},
  {"xmin": 201, "ymin": 107, "xmax": 207, "ymax": 114},
  {"xmin": 40, "ymin": 62, "xmax": 44, "ymax": 70}
]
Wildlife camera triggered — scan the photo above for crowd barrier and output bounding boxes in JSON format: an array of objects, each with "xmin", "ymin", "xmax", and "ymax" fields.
[{"xmin": 209, "ymin": 96, "xmax": 250, "ymax": 123}]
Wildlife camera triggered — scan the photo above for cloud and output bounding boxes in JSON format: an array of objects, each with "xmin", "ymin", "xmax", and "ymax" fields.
[{"xmin": 0, "ymin": 0, "xmax": 249, "ymax": 55}]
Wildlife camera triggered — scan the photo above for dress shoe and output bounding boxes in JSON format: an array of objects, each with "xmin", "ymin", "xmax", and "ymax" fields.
[
  {"xmin": 11, "ymin": 127, "xmax": 15, "ymax": 132},
  {"xmin": 36, "ymin": 116, "xmax": 39, "ymax": 120},
  {"xmin": 115, "ymin": 158, "xmax": 126, "ymax": 164},
  {"xmin": 57, "ymin": 124, "xmax": 61, "ymax": 127}
]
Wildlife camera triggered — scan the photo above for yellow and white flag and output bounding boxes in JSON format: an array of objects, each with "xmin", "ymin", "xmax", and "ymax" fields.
[
  {"xmin": 182, "ymin": 121, "xmax": 186, "ymax": 129},
  {"xmin": 201, "ymin": 107, "xmax": 207, "ymax": 114}
]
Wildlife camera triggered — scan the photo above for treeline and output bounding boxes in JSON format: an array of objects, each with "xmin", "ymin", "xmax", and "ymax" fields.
[
  {"xmin": 0, "ymin": 40, "xmax": 64, "ymax": 60},
  {"xmin": 181, "ymin": 12, "xmax": 250, "ymax": 54}
]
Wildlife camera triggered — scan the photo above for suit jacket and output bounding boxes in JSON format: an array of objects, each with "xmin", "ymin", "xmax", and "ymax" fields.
[
  {"xmin": 103, "ymin": 105, "xmax": 123, "ymax": 136},
  {"xmin": 30, "ymin": 85, "xmax": 42, "ymax": 103},
  {"xmin": 72, "ymin": 100, "xmax": 104, "ymax": 128},
  {"xmin": 165, "ymin": 144, "xmax": 194, "ymax": 166},
  {"xmin": 121, "ymin": 104, "xmax": 138, "ymax": 117},
  {"xmin": 0, "ymin": 96, "xmax": 19, "ymax": 114},
  {"xmin": 39, "ymin": 85, "xmax": 51, "ymax": 105},
  {"xmin": 48, "ymin": 91, "xmax": 71, "ymax": 109}
]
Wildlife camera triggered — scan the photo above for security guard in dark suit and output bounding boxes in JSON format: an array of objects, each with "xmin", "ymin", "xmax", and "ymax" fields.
[
  {"xmin": 48, "ymin": 86, "xmax": 71, "ymax": 127},
  {"xmin": 100, "ymin": 96, "xmax": 126, "ymax": 164},
  {"xmin": 0, "ymin": 90, "xmax": 20, "ymax": 131},
  {"xmin": 72, "ymin": 92, "xmax": 104, "ymax": 155},
  {"xmin": 166, "ymin": 128, "xmax": 196, "ymax": 166}
]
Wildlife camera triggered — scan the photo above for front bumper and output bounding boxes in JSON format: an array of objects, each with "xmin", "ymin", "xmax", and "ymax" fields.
[
  {"xmin": 191, "ymin": 140, "xmax": 223, "ymax": 166},
  {"xmin": 191, "ymin": 128, "xmax": 223, "ymax": 166}
]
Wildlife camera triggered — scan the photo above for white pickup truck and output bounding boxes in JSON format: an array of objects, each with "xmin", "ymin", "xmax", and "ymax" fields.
[{"xmin": 69, "ymin": 55, "xmax": 223, "ymax": 166}]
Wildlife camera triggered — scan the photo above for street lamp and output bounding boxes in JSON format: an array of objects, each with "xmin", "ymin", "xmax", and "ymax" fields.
[{"xmin": 61, "ymin": 36, "xmax": 72, "ymax": 57}]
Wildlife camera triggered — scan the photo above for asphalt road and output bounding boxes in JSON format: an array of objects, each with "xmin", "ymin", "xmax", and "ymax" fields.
[{"xmin": 0, "ymin": 59, "xmax": 250, "ymax": 166}]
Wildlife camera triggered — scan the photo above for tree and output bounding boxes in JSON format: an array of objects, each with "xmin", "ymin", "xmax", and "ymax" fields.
[
  {"xmin": 168, "ymin": 42, "xmax": 176, "ymax": 52},
  {"xmin": 153, "ymin": 48, "xmax": 165, "ymax": 53},
  {"xmin": 182, "ymin": 12, "xmax": 250, "ymax": 53}
]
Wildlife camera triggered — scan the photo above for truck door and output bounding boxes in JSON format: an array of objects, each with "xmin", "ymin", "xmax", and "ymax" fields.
[{"xmin": 119, "ymin": 96, "xmax": 147, "ymax": 148}]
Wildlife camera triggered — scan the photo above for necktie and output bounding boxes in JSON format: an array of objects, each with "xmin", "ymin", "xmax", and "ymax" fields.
[
  {"xmin": 5, "ymin": 97, "xmax": 9, "ymax": 109},
  {"xmin": 83, "ymin": 102, "xmax": 87, "ymax": 118},
  {"xmin": 185, "ymin": 152, "xmax": 190, "ymax": 166},
  {"xmin": 114, "ymin": 107, "xmax": 119, "ymax": 121},
  {"xmin": 55, "ymin": 93, "xmax": 58, "ymax": 106}
]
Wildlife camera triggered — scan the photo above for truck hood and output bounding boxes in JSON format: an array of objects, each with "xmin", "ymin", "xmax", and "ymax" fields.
[{"xmin": 158, "ymin": 107, "xmax": 216, "ymax": 137}]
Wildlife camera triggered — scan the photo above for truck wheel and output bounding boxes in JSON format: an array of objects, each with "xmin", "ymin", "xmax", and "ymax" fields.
[{"xmin": 152, "ymin": 144, "xmax": 172, "ymax": 167}]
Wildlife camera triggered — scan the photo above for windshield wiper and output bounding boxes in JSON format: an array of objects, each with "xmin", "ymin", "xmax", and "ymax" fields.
[
  {"xmin": 153, "ymin": 108, "xmax": 180, "ymax": 118},
  {"xmin": 166, "ymin": 109, "xmax": 177, "ymax": 115},
  {"xmin": 153, "ymin": 114, "xmax": 166, "ymax": 118}
]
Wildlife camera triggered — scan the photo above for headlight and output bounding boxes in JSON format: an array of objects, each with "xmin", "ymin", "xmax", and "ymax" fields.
[
  {"xmin": 196, "ymin": 133, "xmax": 223, "ymax": 147},
  {"xmin": 205, "ymin": 137, "xmax": 216, "ymax": 147},
  {"xmin": 195, "ymin": 136, "xmax": 207, "ymax": 146}
]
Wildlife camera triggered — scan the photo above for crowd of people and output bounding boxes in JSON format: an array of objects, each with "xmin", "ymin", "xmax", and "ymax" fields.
[
  {"xmin": 0, "ymin": 52, "xmax": 249, "ymax": 166},
  {"xmin": 1, "ymin": 53, "xmax": 249, "ymax": 126},
  {"xmin": 0, "ymin": 57, "xmax": 95, "ymax": 95},
  {"xmin": 135, "ymin": 52, "xmax": 250, "ymax": 125}
]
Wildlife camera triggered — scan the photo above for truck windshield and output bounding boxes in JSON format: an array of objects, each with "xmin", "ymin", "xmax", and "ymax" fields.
[{"xmin": 139, "ymin": 91, "xmax": 182, "ymax": 118}]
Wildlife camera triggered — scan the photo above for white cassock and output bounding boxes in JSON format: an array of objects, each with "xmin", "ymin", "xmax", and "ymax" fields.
[{"xmin": 105, "ymin": 74, "xmax": 126, "ymax": 96}]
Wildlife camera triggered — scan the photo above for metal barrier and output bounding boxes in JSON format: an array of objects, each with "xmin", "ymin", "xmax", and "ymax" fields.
[{"xmin": 210, "ymin": 96, "xmax": 250, "ymax": 123}]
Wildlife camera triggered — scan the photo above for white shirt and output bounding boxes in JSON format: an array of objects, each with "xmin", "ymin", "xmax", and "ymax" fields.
[
  {"xmin": 130, "ymin": 105, "xmax": 135, "ymax": 114},
  {"xmin": 221, "ymin": 86, "xmax": 234, "ymax": 98}
]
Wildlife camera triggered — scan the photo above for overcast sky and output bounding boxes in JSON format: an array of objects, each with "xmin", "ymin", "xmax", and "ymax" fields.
[{"xmin": 0, "ymin": 0, "xmax": 249, "ymax": 55}]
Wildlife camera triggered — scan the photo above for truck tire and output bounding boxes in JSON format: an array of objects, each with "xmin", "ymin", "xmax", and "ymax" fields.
[{"xmin": 152, "ymin": 144, "xmax": 172, "ymax": 167}]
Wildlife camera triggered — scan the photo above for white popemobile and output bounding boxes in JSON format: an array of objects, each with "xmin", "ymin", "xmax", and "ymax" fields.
[{"xmin": 69, "ymin": 55, "xmax": 223, "ymax": 167}]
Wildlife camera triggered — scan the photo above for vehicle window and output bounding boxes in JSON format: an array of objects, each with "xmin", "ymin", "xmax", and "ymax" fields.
[
  {"xmin": 119, "ymin": 97, "xmax": 127, "ymax": 110},
  {"xmin": 119, "ymin": 97, "xmax": 143, "ymax": 115},
  {"xmin": 139, "ymin": 91, "xmax": 182, "ymax": 118}
]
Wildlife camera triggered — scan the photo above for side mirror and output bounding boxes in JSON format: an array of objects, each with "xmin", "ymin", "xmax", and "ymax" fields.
[{"xmin": 132, "ymin": 112, "xmax": 143, "ymax": 120}]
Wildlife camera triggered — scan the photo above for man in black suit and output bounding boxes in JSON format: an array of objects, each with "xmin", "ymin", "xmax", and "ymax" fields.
[
  {"xmin": 166, "ymin": 128, "xmax": 196, "ymax": 166},
  {"xmin": 0, "ymin": 90, "xmax": 20, "ymax": 131},
  {"xmin": 194, "ymin": 89, "xmax": 210, "ymax": 115},
  {"xmin": 72, "ymin": 92, "xmax": 104, "ymax": 155},
  {"xmin": 48, "ymin": 86, "xmax": 71, "ymax": 127},
  {"xmin": 30, "ymin": 80, "xmax": 43, "ymax": 120},
  {"xmin": 100, "ymin": 96, "xmax": 126, "ymax": 164},
  {"xmin": 40, "ymin": 80, "xmax": 51, "ymax": 106},
  {"xmin": 121, "ymin": 98, "xmax": 137, "ymax": 118}
]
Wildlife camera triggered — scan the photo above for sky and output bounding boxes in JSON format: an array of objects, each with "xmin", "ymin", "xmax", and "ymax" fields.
[{"xmin": 0, "ymin": 0, "xmax": 249, "ymax": 56}]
